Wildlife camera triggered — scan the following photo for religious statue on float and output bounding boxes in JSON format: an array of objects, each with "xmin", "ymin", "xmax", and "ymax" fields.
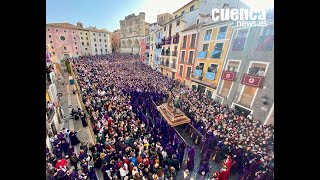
[{"xmin": 173, "ymin": 95, "xmax": 180, "ymax": 113}]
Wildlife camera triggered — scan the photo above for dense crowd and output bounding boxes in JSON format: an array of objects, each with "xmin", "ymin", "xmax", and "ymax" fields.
[{"xmin": 46, "ymin": 53, "xmax": 274, "ymax": 180}]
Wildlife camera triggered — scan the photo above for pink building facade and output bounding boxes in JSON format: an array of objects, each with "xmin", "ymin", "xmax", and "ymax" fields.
[
  {"xmin": 140, "ymin": 38, "xmax": 146, "ymax": 62},
  {"xmin": 46, "ymin": 23, "xmax": 82, "ymax": 61}
]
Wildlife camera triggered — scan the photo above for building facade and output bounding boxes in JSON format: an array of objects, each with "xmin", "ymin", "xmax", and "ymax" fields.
[
  {"xmin": 154, "ymin": 29, "xmax": 162, "ymax": 71},
  {"xmin": 88, "ymin": 27, "xmax": 111, "ymax": 55},
  {"xmin": 111, "ymin": 29, "xmax": 121, "ymax": 53},
  {"xmin": 147, "ymin": 23, "xmax": 159, "ymax": 67},
  {"xmin": 46, "ymin": 23, "xmax": 82, "ymax": 61},
  {"xmin": 120, "ymin": 12, "xmax": 146, "ymax": 54},
  {"xmin": 191, "ymin": 20, "xmax": 233, "ymax": 98},
  {"xmin": 76, "ymin": 22, "xmax": 92, "ymax": 55},
  {"xmin": 215, "ymin": 21, "xmax": 274, "ymax": 125}
]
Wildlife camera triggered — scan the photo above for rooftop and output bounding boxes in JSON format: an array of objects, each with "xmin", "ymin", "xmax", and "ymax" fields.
[
  {"xmin": 47, "ymin": 22, "xmax": 110, "ymax": 33},
  {"xmin": 172, "ymin": 0, "xmax": 196, "ymax": 14}
]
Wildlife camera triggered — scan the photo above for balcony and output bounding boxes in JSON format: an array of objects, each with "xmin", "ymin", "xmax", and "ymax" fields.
[
  {"xmin": 156, "ymin": 42, "xmax": 162, "ymax": 49},
  {"xmin": 204, "ymin": 34, "xmax": 211, "ymax": 41},
  {"xmin": 161, "ymin": 38, "xmax": 165, "ymax": 45},
  {"xmin": 191, "ymin": 73, "xmax": 217, "ymax": 89},
  {"xmin": 166, "ymin": 37, "xmax": 172, "ymax": 45},
  {"xmin": 173, "ymin": 34, "xmax": 179, "ymax": 44},
  {"xmin": 217, "ymin": 32, "xmax": 227, "ymax": 39},
  {"xmin": 205, "ymin": 71, "xmax": 216, "ymax": 80},
  {"xmin": 165, "ymin": 49, "xmax": 171, "ymax": 56},
  {"xmin": 194, "ymin": 69, "xmax": 203, "ymax": 77},
  {"xmin": 172, "ymin": 51, "xmax": 178, "ymax": 57},
  {"xmin": 197, "ymin": 51, "xmax": 207, "ymax": 58}
]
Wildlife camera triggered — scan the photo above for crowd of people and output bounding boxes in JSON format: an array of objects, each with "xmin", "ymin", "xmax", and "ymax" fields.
[{"xmin": 46, "ymin": 53, "xmax": 274, "ymax": 180}]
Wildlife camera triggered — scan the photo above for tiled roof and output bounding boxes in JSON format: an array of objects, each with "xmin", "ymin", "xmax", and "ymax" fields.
[
  {"xmin": 47, "ymin": 23, "xmax": 81, "ymax": 30},
  {"xmin": 47, "ymin": 22, "xmax": 110, "ymax": 33}
]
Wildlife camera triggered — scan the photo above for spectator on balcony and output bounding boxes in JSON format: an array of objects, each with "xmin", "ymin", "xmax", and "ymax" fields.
[{"xmin": 256, "ymin": 68, "xmax": 265, "ymax": 76}]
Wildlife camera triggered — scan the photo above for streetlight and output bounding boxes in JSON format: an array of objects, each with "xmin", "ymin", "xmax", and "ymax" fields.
[{"xmin": 261, "ymin": 95, "xmax": 269, "ymax": 105}]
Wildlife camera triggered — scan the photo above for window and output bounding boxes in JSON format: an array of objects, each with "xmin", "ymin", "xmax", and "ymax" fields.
[
  {"xmin": 51, "ymin": 46, "xmax": 54, "ymax": 49},
  {"xmin": 75, "ymin": 47, "xmax": 78, "ymax": 49},
  {"xmin": 50, "ymin": 41, "xmax": 53, "ymax": 44},
  {"xmin": 76, "ymin": 52, "xmax": 79, "ymax": 55},
  {"xmin": 75, "ymin": 42, "xmax": 77, "ymax": 45},
  {"xmin": 104, "ymin": 34, "xmax": 106, "ymax": 37},
  {"xmin": 256, "ymin": 24, "xmax": 274, "ymax": 51},
  {"xmin": 239, "ymin": 86, "xmax": 257, "ymax": 107},
  {"xmin": 164, "ymin": 27, "xmax": 166, "ymax": 31},
  {"xmin": 87, "ymin": 42, "xmax": 89, "ymax": 46},
  {"xmin": 49, "ymin": 35, "xmax": 52, "ymax": 38},
  {"xmin": 211, "ymin": 43, "xmax": 223, "ymax": 59},
  {"xmin": 86, "ymin": 37, "xmax": 88, "ymax": 40},
  {"xmin": 179, "ymin": 65, "xmax": 184, "ymax": 76},
  {"xmin": 206, "ymin": 29, "xmax": 212, "ymax": 35},
  {"xmin": 182, "ymin": 36, "xmax": 187, "ymax": 48},
  {"xmin": 190, "ymin": 5, "xmax": 194, "ymax": 12},
  {"xmin": 59, "ymin": 36, "xmax": 66, "ymax": 41},
  {"xmin": 105, "ymin": 49, "xmax": 107, "ymax": 53},
  {"xmin": 64, "ymin": 30, "xmax": 66, "ymax": 33},
  {"xmin": 95, "ymin": 44, "xmax": 97, "ymax": 47},
  {"xmin": 56, "ymin": 29, "xmax": 58, "ymax": 32},
  {"xmin": 181, "ymin": 11, "xmax": 185, "ymax": 15},
  {"xmin": 202, "ymin": 44, "xmax": 209, "ymax": 51},
  {"xmin": 232, "ymin": 28, "xmax": 249, "ymax": 51},
  {"xmin": 220, "ymin": 80, "xmax": 232, "ymax": 97},
  {"xmin": 197, "ymin": 19, "xmax": 200, "ymax": 24},
  {"xmin": 217, "ymin": 26, "xmax": 228, "ymax": 39},
  {"xmin": 104, "ymin": 39, "xmax": 106, "ymax": 42},
  {"xmin": 95, "ymin": 48, "xmax": 97, "ymax": 52},
  {"xmin": 93, "ymin": 33, "xmax": 95, "ymax": 36},
  {"xmin": 74, "ymin": 37, "xmax": 76, "ymax": 40},
  {"xmin": 99, "ymin": 34, "xmax": 101, "ymax": 36},
  {"xmin": 190, "ymin": 34, "xmax": 196, "ymax": 48},
  {"xmin": 188, "ymin": 51, "xmax": 194, "ymax": 64},
  {"xmin": 105, "ymin": 45, "xmax": 107, "ymax": 47},
  {"xmin": 52, "ymin": 52, "xmax": 55, "ymax": 55},
  {"xmin": 82, "ymin": 42, "xmax": 84, "ymax": 45},
  {"xmin": 226, "ymin": 61, "xmax": 240, "ymax": 72},
  {"xmin": 73, "ymin": 31, "xmax": 74, "ymax": 33},
  {"xmin": 101, "ymin": 49, "xmax": 103, "ymax": 52},
  {"xmin": 85, "ymin": 48, "xmax": 88, "ymax": 50},
  {"xmin": 48, "ymin": 29, "xmax": 50, "ymax": 31},
  {"xmin": 180, "ymin": 51, "xmax": 185, "ymax": 62},
  {"xmin": 208, "ymin": 64, "xmax": 218, "ymax": 73},
  {"xmin": 176, "ymin": 20, "xmax": 180, "ymax": 26},
  {"xmin": 204, "ymin": 29, "xmax": 212, "ymax": 41},
  {"xmin": 94, "ymin": 38, "xmax": 96, "ymax": 42},
  {"xmin": 64, "ymin": 47, "xmax": 67, "ymax": 51},
  {"xmin": 86, "ymin": 33, "xmax": 87, "ymax": 35},
  {"xmin": 99, "ymin": 39, "xmax": 102, "ymax": 42},
  {"xmin": 81, "ymin": 37, "xmax": 83, "ymax": 40},
  {"xmin": 206, "ymin": 64, "xmax": 218, "ymax": 80},
  {"xmin": 248, "ymin": 63, "xmax": 267, "ymax": 76},
  {"xmin": 186, "ymin": 67, "xmax": 192, "ymax": 78},
  {"xmin": 80, "ymin": 32, "xmax": 82, "ymax": 35}
]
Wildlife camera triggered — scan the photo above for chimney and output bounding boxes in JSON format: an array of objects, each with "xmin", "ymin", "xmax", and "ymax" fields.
[{"xmin": 77, "ymin": 22, "xmax": 83, "ymax": 28}]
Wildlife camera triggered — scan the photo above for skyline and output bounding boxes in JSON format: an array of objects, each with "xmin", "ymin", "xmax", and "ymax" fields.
[{"xmin": 46, "ymin": 0, "xmax": 274, "ymax": 32}]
